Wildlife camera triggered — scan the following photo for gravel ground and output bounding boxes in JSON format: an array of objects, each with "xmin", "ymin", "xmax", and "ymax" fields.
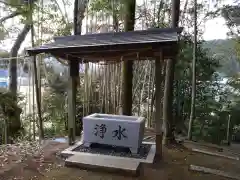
[{"xmin": 73, "ymin": 143, "xmax": 152, "ymax": 159}]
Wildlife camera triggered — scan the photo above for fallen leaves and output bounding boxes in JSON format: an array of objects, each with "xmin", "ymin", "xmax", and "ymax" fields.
[
  {"xmin": 0, "ymin": 140, "xmax": 69, "ymax": 180},
  {"xmin": 0, "ymin": 141, "xmax": 43, "ymax": 170}
]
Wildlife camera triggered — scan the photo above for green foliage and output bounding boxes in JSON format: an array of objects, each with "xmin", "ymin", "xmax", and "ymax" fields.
[
  {"xmin": 90, "ymin": 0, "xmax": 124, "ymax": 13},
  {"xmin": 90, "ymin": 0, "xmax": 113, "ymax": 12},
  {"xmin": 41, "ymin": 84, "xmax": 100, "ymax": 137},
  {"xmin": 174, "ymin": 37, "xmax": 230, "ymax": 143},
  {"xmin": 34, "ymin": 0, "xmax": 72, "ymax": 40},
  {"xmin": 0, "ymin": 50, "xmax": 9, "ymax": 58},
  {"xmin": 0, "ymin": 25, "xmax": 7, "ymax": 41},
  {"xmin": 0, "ymin": 88, "xmax": 23, "ymax": 143},
  {"xmin": 41, "ymin": 87, "xmax": 67, "ymax": 137},
  {"xmin": 217, "ymin": 4, "xmax": 240, "ymax": 59},
  {"xmin": 203, "ymin": 39, "xmax": 240, "ymax": 77},
  {"xmin": 4, "ymin": 0, "xmax": 37, "ymax": 22},
  {"xmin": 175, "ymin": 37, "xmax": 240, "ymax": 143},
  {"xmin": 235, "ymin": 39, "xmax": 240, "ymax": 59},
  {"xmin": 221, "ymin": 5, "xmax": 240, "ymax": 35},
  {"xmin": 89, "ymin": 0, "xmax": 125, "ymax": 31},
  {"xmin": 0, "ymin": 88, "xmax": 23, "ymax": 118}
]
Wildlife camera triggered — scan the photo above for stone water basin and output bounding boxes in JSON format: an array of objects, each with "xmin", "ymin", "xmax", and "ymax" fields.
[{"xmin": 82, "ymin": 113, "xmax": 145, "ymax": 154}]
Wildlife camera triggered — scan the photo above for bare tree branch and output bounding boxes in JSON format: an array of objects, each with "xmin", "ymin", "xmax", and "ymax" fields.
[
  {"xmin": 52, "ymin": 0, "xmax": 68, "ymax": 24},
  {"xmin": 9, "ymin": 23, "xmax": 31, "ymax": 96},
  {"xmin": 0, "ymin": 11, "xmax": 21, "ymax": 24},
  {"xmin": 56, "ymin": 57, "xmax": 68, "ymax": 66},
  {"xmin": 0, "ymin": 0, "xmax": 22, "ymax": 7}
]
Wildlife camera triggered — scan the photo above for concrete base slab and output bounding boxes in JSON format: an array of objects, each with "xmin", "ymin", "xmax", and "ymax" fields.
[
  {"xmin": 61, "ymin": 141, "xmax": 155, "ymax": 176},
  {"xmin": 65, "ymin": 153, "xmax": 141, "ymax": 176},
  {"xmin": 61, "ymin": 141, "xmax": 156, "ymax": 162}
]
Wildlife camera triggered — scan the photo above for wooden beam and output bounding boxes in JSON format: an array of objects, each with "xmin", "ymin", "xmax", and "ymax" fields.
[
  {"xmin": 189, "ymin": 165, "xmax": 240, "ymax": 180},
  {"xmin": 154, "ymin": 51, "xmax": 163, "ymax": 161},
  {"xmin": 191, "ymin": 148, "xmax": 239, "ymax": 160},
  {"xmin": 49, "ymin": 46, "xmax": 175, "ymax": 63},
  {"xmin": 50, "ymin": 52, "xmax": 176, "ymax": 64},
  {"xmin": 68, "ymin": 60, "xmax": 79, "ymax": 145}
]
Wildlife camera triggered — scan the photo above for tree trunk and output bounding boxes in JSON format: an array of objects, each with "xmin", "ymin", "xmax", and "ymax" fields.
[
  {"xmin": 68, "ymin": 0, "xmax": 88, "ymax": 145},
  {"xmin": 122, "ymin": 0, "xmax": 136, "ymax": 116},
  {"xmin": 0, "ymin": 11, "xmax": 21, "ymax": 24},
  {"xmin": 188, "ymin": 0, "xmax": 197, "ymax": 140},
  {"xmin": 9, "ymin": 24, "xmax": 31, "ymax": 96},
  {"xmin": 28, "ymin": 0, "xmax": 44, "ymax": 140},
  {"xmin": 31, "ymin": 29, "xmax": 44, "ymax": 140},
  {"xmin": 199, "ymin": 120, "xmax": 205, "ymax": 138},
  {"xmin": 162, "ymin": 0, "xmax": 180, "ymax": 145},
  {"xmin": 8, "ymin": 23, "xmax": 31, "ymax": 139},
  {"xmin": 162, "ymin": 59, "xmax": 175, "ymax": 144},
  {"xmin": 4, "ymin": 118, "xmax": 8, "ymax": 144},
  {"xmin": 226, "ymin": 114, "xmax": 231, "ymax": 144}
]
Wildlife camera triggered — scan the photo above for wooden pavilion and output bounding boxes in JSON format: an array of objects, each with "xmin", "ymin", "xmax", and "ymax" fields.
[{"xmin": 26, "ymin": 27, "xmax": 183, "ymax": 157}]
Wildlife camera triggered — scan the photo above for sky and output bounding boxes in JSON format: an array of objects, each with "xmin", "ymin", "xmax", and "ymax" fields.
[
  {"xmin": 202, "ymin": 0, "xmax": 235, "ymax": 40},
  {"xmin": 203, "ymin": 17, "xmax": 229, "ymax": 40},
  {"xmin": 0, "ymin": 0, "xmax": 235, "ymax": 52}
]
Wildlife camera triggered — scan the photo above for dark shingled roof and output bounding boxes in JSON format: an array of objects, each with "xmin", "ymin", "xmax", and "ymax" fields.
[{"xmin": 26, "ymin": 27, "xmax": 183, "ymax": 62}]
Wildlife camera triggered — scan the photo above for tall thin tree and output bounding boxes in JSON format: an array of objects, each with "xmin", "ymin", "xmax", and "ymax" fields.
[
  {"xmin": 162, "ymin": 0, "xmax": 180, "ymax": 145},
  {"xmin": 68, "ymin": 0, "xmax": 88, "ymax": 145},
  {"xmin": 8, "ymin": 0, "xmax": 32, "ymax": 140},
  {"xmin": 188, "ymin": 0, "xmax": 197, "ymax": 140},
  {"xmin": 29, "ymin": 0, "xmax": 44, "ymax": 140}
]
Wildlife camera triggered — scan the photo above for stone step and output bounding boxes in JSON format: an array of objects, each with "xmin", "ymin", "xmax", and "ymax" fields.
[{"xmin": 65, "ymin": 154, "xmax": 141, "ymax": 176}]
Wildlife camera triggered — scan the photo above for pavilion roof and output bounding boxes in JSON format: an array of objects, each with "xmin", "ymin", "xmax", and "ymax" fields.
[{"xmin": 26, "ymin": 27, "xmax": 183, "ymax": 62}]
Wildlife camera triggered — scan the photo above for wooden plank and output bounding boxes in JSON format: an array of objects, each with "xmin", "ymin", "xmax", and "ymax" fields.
[
  {"xmin": 183, "ymin": 140, "xmax": 223, "ymax": 150},
  {"xmin": 189, "ymin": 164, "xmax": 240, "ymax": 180},
  {"xmin": 192, "ymin": 148, "xmax": 239, "ymax": 160},
  {"xmin": 65, "ymin": 154, "xmax": 141, "ymax": 176}
]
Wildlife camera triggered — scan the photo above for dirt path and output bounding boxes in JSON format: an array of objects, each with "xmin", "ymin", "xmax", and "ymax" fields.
[
  {"xmin": 1, "ymin": 138, "xmax": 240, "ymax": 180},
  {"xmin": 41, "ymin": 145, "xmax": 230, "ymax": 180},
  {"xmin": 0, "ymin": 141, "xmax": 68, "ymax": 180}
]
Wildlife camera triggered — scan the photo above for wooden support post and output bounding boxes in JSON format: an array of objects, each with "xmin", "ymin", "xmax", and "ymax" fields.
[
  {"xmin": 226, "ymin": 114, "xmax": 231, "ymax": 145},
  {"xmin": 33, "ymin": 55, "xmax": 44, "ymax": 140},
  {"xmin": 68, "ymin": 60, "xmax": 79, "ymax": 145},
  {"xmin": 121, "ymin": 0, "xmax": 135, "ymax": 116},
  {"xmin": 122, "ymin": 60, "xmax": 133, "ymax": 115},
  {"xmin": 155, "ymin": 52, "xmax": 163, "ymax": 160}
]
